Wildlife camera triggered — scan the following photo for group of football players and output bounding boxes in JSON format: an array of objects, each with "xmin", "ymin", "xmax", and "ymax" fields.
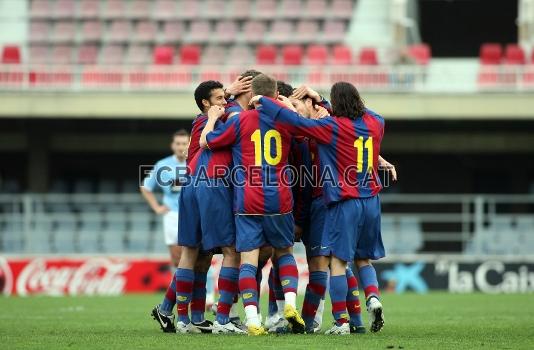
[{"xmin": 149, "ymin": 69, "xmax": 396, "ymax": 336}]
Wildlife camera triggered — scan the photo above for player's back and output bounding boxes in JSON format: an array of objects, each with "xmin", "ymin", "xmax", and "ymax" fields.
[{"xmin": 231, "ymin": 108, "xmax": 294, "ymax": 214}]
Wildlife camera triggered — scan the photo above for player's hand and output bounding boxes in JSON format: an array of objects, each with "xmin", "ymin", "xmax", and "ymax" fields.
[
  {"xmin": 226, "ymin": 75, "xmax": 253, "ymax": 96},
  {"xmin": 249, "ymin": 95, "xmax": 263, "ymax": 106},
  {"xmin": 292, "ymin": 85, "xmax": 321, "ymax": 103},
  {"xmin": 312, "ymin": 105, "xmax": 329, "ymax": 119},
  {"xmin": 379, "ymin": 157, "xmax": 397, "ymax": 181},
  {"xmin": 277, "ymin": 95, "xmax": 297, "ymax": 112},
  {"xmin": 207, "ymin": 105, "xmax": 225, "ymax": 120},
  {"xmin": 154, "ymin": 205, "xmax": 170, "ymax": 215}
]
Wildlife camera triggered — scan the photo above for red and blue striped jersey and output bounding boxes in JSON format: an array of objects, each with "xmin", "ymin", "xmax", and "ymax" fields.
[
  {"xmin": 225, "ymin": 98, "xmax": 244, "ymax": 116},
  {"xmin": 289, "ymin": 137, "xmax": 312, "ymax": 228},
  {"xmin": 260, "ymin": 96, "xmax": 385, "ymax": 205},
  {"xmin": 187, "ymin": 113, "xmax": 233, "ymax": 179},
  {"xmin": 205, "ymin": 106, "xmax": 295, "ymax": 215}
]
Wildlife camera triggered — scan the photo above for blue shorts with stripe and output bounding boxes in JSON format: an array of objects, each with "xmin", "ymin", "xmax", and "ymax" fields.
[
  {"xmin": 324, "ymin": 196, "xmax": 385, "ymax": 262},
  {"xmin": 235, "ymin": 213, "xmax": 294, "ymax": 252},
  {"xmin": 177, "ymin": 178, "xmax": 235, "ymax": 251},
  {"xmin": 301, "ymin": 196, "xmax": 330, "ymax": 258}
]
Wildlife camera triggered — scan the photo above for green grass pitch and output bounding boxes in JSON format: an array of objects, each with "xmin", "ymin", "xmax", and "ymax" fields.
[{"xmin": 1, "ymin": 293, "xmax": 533, "ymax": 350}]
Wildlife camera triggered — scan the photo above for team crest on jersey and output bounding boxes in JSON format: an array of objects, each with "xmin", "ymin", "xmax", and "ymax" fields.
[
  {"xmin": 177, "ymin": 296, "xmax": 187, "ymax": 301},
  {"xmin": 243, "ymin": 292, "xmax": 253, "ymax": 299},
  {"xmin": 281, "ymin": 280, "xmax": 290, "ymax": 286},
  {"xmin": 352, "ymin": 290, "xmax": 359, "ymax": 296}
]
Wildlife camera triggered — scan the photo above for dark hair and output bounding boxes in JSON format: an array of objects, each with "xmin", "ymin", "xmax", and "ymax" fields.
[
  {"xmin": 252, "ymin": 74, "xmax": 277, "ymax": 98},
  {"xmin": 277, "ymin": 81, "xmax": 294, "ymax": 97},
  {"xmin": 194, "ymin": 80, "xmax": 224, "ymax": 112},
  {"xmin": 173, "ymin": 129, "xmax": 189, "ymax": 138},
  {"xmin": 330, "ymin": 82, "xmax": 365, "ymax": 120},
  {"xmin": 240, "ymin": 69, "xmax": 262, "ymax": 80}
]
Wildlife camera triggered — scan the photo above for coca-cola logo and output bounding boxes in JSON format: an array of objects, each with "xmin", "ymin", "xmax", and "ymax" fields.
[
  {"xmin": 16, "ymin": 258, "xmax": 129, "ymax": 296},
  {"xmin": 0, "ymin": 257, "xmax": 13, "ymax": 296}
]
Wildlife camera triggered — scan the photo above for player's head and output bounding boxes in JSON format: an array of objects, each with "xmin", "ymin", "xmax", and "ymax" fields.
[
  {"xmin": 252, "ymin": 74, "xmax": 278, "ymax": 99},
  {"xmin": 277, "ymin": 80, "xmax": 294, "ymax": 98},
  {"xmin": 330, "ymin": 81, "xmax": 365, "ymax": 120},
  {"xmin": 194, "ymin": 80, "xmax": 226, "ymax": 113},
  {"xmin": 171, "ymin": 129, "xmax": 190, "ymax": 159},
  {"xmin": 234, "ymin": 69, "xmax": 263, "ymax": 103}
]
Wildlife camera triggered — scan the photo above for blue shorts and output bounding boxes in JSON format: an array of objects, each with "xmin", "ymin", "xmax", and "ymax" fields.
[
  {"xmin": 324, "ymin": 196, "xmax": 385, "ymax": 262},
  {"xmin": 302, "ymin": 197, "xmax": 330, "ymax": 258},
  {"xmin": 235, "ymin": 213, "xmax": 294, "ymax": 252},
  {"xmin": 178, "ymin": 178, "xmax": 235, "ymax": 251}
]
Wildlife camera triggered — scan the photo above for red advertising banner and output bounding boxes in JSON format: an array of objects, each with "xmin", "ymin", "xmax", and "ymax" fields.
[{"xmin": 0, "ymin": 256, "xmax": 310, "ymax": 297}]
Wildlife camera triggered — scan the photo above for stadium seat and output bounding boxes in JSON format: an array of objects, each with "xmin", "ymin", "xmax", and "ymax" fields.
[
  {"xmin": 202, "ymin": 46, "xmax": 226, "ymax": 65},
  {"xmin": 101, "ymin": 229, "xmax": 125, "ymax": 253},
  {"xmin": 180, "ymin": 45, "xmax": 201, "ymax": 65},
  {"xmin": 295, "ymin": 21, "xmax": 319, "ymax": 43},
  {"xmin": 100, "ymin": 45, "xmax": 125, "ymax": 65},
  {"xmin": 128, "ymin": 0, "xmax": 151, "ymax": 19},
  {"xmin": 153, "ymin": 46, "xmax": 174, "ymax": 65},
  {"xmin": 479, "ymin": 43, "xmax": 502, "ymax": 65},
  {"xmin": 187, "ymin": 21, "xmax": 211, "ymax": 43},
  {"xmin": 255, "ymin": 0, "xmax": 278, "ymax": 20},
  {"xmin": 81, "ymin": 21, "xmax": 102, "ymax": 42},
  {"xmin": 242, "ymin": 21, "xmax": 266, "ymax": 43},
  {"xmin": 29, "ymin": 45, "xmax": 50, "ymax": 64},
  {"xmin": 29, "ymin": 21, "xmax": 50, "ymax": 43},
  {"xmin": 77, "ymin": 45, "xmax": 98, "ymax": 65},
  {"xmin": 213, "ymin": 21, "xmax": 239, "ymax": 44},
  {"xmin": 279, "ymin": 0, "xmax": 302, "ymax": 18},
  {"xmin": 204, "ymin": 0, "xmax": 225, "ymax": 19},
  {"xmin": 304, "ymin": 0, "xmax": 327, "ymax": 18},
  {"xmin": 408, "ymin": 43, "xmax": 431, "ymax": 65},
  {"xmin": 332, "ymin": 45, "xmax": 352, "ymax": 65},
  {"xmin": 256, "ymin": 45, "xmax": 277, "ymax": 64},
  {"xmin": 53, "ymin": 0, "xmax": 76, "ymax": 19},
  {"xmin": 504, "ymin": 44, "xmax": 526, "ymax": 65},
  {"xmin": 126, "ymin": 45, "xmax": 151, "ymax": 65},
  {"xmin": 102, "ymin": 0, "xmax": 126, "ymax": 20},
  {"xmin": 178, "ymin": 0, "xmax": 200, "ymax": 19},
  {"xmin": 107, "ymin": 20, "xmax": 131, "ymax": 42},
  {"xmin": 269, "ymin": 21, "xmax": 294, "ymax": 43},
  {"xmin": 153, "ymin": 0, "xmax": 177, "ymax": 20},
  {"xmin": 162, "ymin": 21, "xmax": 184, "ymax": 43},
  {"xmin": 359, "ymin": 47, "xmax": 379, "ymax": 65},
  {"xmin": 1, "ymin": 46, "xmax": 21, "ymax": 64},
  {"xmin": 331, "ymin": 0, "xmax": 354, "ymax": 19},
  {"xmin": 134, "ymin": 21, "xmax": 157, "ymax": 42},
  {"xmin": 53, "ymin": 21, "xmax": 76, "ymax": 42},
  {"xmin": 78, "ymin": 0, "xmax": 100, "ymax": 18},
  {"xmin": 283, "ymin": 45, "xmax": 303, "ymax": 65},
  {"xmin": 322, "ymin": 21, "xmax": 346, "ymax": 43},
  {"xmin": 30, "ymin": 0, "xmax": 52, "ymax": 18},
  {"xmin": 227, "ymin": 0, "xmax": 251, "ymax": 19},
  {"xmin": 227, "ymin": 46, "xmax": 253, "ymax": 65},
  {"xmin": 306, "ymin": 45, "xmax": 328, "ymax": 65},
  {"xmin": 51, "ymin": 45, "xmax": 74, "ymax": 64}
]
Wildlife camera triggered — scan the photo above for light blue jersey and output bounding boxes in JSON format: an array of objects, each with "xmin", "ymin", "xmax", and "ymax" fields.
[{"xmin": 143, "ymin": 155, "xmax": 186, "ymax": 212}]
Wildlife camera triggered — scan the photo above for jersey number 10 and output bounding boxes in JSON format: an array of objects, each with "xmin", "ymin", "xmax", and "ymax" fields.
[
  {"xmin": 354, "ymin": 136, "xmax": 373, "ymax": 173},
  {"xmin": 251, "ymin": 129, "xmax": 282, "ymax": 166}
]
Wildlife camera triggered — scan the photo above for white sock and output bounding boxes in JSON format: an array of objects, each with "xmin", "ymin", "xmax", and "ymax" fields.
[
  {"xmin": 276, "ymin": 300, "xmax": 285, "ymax": 313},
  {"xmin": 314, "ymin": 298, "xmax": 325, "ymax": 324},
  {"xmin": 229, "ymin": 302, "xmax": 239, "ymax": 319},
  {"xmin": 284, "ymin": 292, "xmax": 297, "ymax": 309},
  {"xmin": 245, "ymin": 305, "xmax": 261, "ymax": 327}
]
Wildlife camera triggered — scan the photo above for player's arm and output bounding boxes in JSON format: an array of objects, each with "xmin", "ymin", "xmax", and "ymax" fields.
[
  {"xmin": 224, "ymin": 75, "xmax": 252, "ymax": 99},
  {"xmin": 292, "ymin": 85, "xmax": 332, "ymax": 112},
  {"xmin": 378, "ymin": 155, "xmax": 397, "ymax": 181},
  {"xmin": 257, "ymin": 96, "xmax": 333, "ymax": 144},
  {"xmin": 140, "ymin": 164, "xmax": 169, "ymax": 215},
  {"xmin": 199, "ymin": 106, "xmax": 225, "ymax": 149}
]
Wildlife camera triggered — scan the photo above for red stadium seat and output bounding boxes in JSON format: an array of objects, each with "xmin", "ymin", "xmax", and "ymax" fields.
[
  {"xmin": 78, "ymin": 0, "xmax": 100, "ymax": 18},
  {"xmin": 282, "ymin": 45, "xmax": 303, "ymax": 65},
  {"xmin": 306, "ymin": 45, "xmax": 328, "ymax": 65},
  {"xmin": 408, "ymin": 43, "xmax": 431, "ymax": 65},
  {"xmin": 256, "ymin": 45, "xmax": 277, "ymax": 64},
  {"xmin": 81, "ymin": 21, "xmax": 102, "ymax": 42},
  {"xmin": 304, "ymin": 0, "xmax": 327, "ymax": 18},
  {"xmin": 332, "ymin": 45, "xmax": 352, "ymax": 65},
  {"xmin": 479, "ymin": 43, "xmax": 502, "ymax": 65},
  {"xmin": 1, "ymin": 46, "xmax": 21, "ymax": 64},
  {"xmin": 153, "ymin": 46, "xmax": 175, "ymax": 65},
  {"xmin": 162, "ymin": 21, "xmax": 184, "ymax": 43},
  {"xmin": 77, "ymin": 45, "xmax": 99, "ymax": 65},
  {"xmin": 180, "ymin": 45, "xmax": 201, "ymax": 65},
  {"xmin": 504, "ymin": 44, "xmax": 526, "ymax": 65},
  {"xmin": 359, "ymin": 47, "xmax": 379, "ymax": 65}
]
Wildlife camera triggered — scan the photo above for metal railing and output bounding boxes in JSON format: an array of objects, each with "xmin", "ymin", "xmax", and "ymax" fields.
[{"xmin": 0, "ymin": 193, "xmax": 533, "ymax": 255}]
